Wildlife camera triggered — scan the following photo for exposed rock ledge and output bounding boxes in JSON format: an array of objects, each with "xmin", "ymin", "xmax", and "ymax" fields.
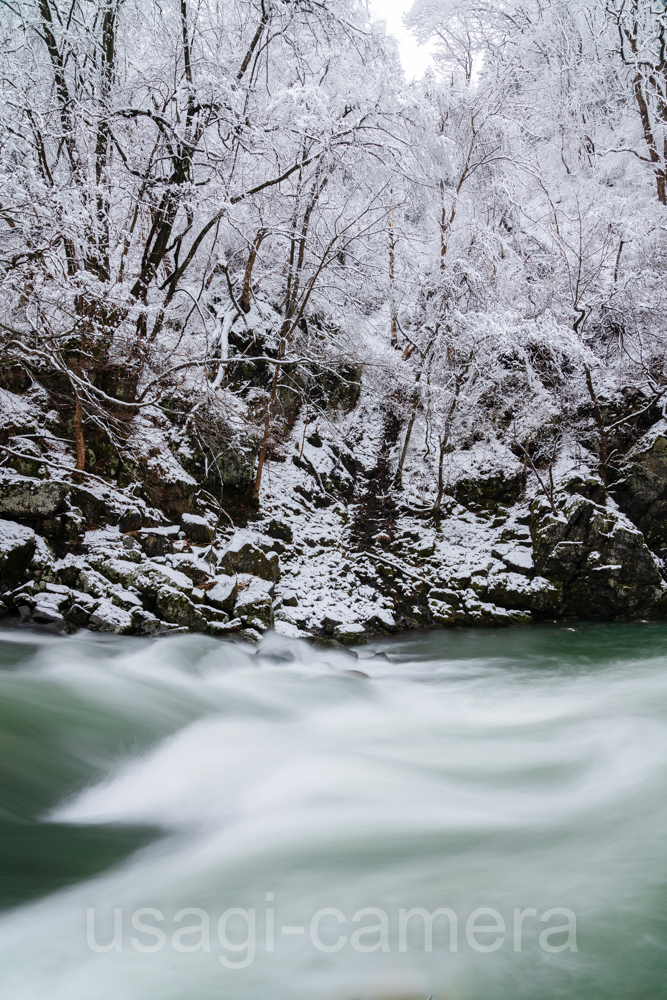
[{"xmin": 0, "ymin": 466, "xmax": 665, "ymax": 644}]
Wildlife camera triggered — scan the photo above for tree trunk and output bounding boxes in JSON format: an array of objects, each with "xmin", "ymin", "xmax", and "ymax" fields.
[
  {"xmin": 432, "ymin": 434, "xmax": 448, "ymax": 522},
  {"xmin": 389, "ymin": 190, "xmax": 398, "ymax": 348},
  {"xmin": 584, "ymin": 365, "xmax": 608, "ymax": 482},
  {"xmin": 394, "ymin": 392, "xmax": 419, "ymax": 487},
  {"xmin": 252, "ymin": 355, "xmax": 282, "ymax": 502},
  {"xmin": 75, "ymin": 392, "xmax": 85, "ymax": 472},
  {"xmin": 395, "ymin": 331, "xmax": 439, "ymax": 487},
  {"xmin": 630, "ymin": 73, "xmax": 667, "ymax": 206},
  {"xmin": 241, "ymin": 228, "xmax": 267, "ymax": 313}
]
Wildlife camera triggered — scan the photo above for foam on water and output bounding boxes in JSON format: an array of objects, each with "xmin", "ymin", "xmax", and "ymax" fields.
[{"xmin": 0, "ymin": 624, "xmax": 666, "ymax": 1000}]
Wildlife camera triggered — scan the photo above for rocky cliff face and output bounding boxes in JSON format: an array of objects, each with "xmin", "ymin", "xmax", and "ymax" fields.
[
  {"xmin": 0, "ymin": 477, "xmax": 280, "ymax": 641},
  {"xmin": 530, "ymin": 483, "xmax": 666, "ymax": 619},
  {"xmin": 610, "ymin": 421, "xmax": 667, "ymax": 564},
  {"xmin": 1, "ymin": 432, "xmax": 666, "ymax": 643},
  {"xmin": 1, "ymin": 371, "xmax": 667, "ymax": 641}
]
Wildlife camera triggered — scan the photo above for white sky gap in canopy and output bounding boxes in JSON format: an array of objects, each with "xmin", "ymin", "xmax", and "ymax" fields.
[{"xmin": 368, "ymin": 0, "xmax": 434, "ymax": 78}]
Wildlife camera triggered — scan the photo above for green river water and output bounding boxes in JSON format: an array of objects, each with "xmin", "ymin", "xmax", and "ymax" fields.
[{"xmin": 0, "ymin": 622, "xmax": 666, "ymax": 999}]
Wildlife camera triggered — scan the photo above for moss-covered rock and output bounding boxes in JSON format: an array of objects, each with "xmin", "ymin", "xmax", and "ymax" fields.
[
  {"xmin": 333, "ymin": 622, "xmax": 367, "ymax": 644},
  {"xmin": 155, "ymin": 586, "xmax": 207, "ymax": 632},
  {"xmin": 137, "ymin": 525, "xmax": 180, "ymax": 557},
  {"xmin": 219, "ymin": 531, "xmax": 280, "ymax": 581},
  {"xmin": 610, "ymin": 423, "xmax": 667, "ymax": 560},
  {"xmin": 531, "ymin": 492, "xmax": 666, "ymax": 618},
  {"xmin": 454, "ymin": 471, "xmax": 523, "ymax": 510},
  {"xmin": 268, "ymin": 519, "xmax": 293, "ymax": 543}
]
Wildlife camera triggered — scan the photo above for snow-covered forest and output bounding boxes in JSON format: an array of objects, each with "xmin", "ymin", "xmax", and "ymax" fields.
[{"xmin": 1, "ymin": 0, "xmax": 667, "ymax": 638}]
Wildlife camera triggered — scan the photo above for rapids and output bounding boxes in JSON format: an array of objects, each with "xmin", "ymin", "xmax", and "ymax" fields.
[{"xmin": 0, "ymin": 623, "xmax": 666, "ymax": 999}]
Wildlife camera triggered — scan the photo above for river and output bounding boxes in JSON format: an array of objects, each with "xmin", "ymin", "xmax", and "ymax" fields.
[{"xmin": 0, "ymin": 623, "xmax": 666, "ymax": 999}]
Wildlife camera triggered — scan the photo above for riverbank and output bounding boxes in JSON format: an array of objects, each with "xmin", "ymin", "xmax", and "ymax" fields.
[{"xmin": 1, "ymin": 436, "xmax": 666, "ymax": 643}]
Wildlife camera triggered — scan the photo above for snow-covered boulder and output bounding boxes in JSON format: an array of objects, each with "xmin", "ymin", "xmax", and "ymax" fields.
[
  {"xmin": 168, "ymin": 552, "xmax": 214, "ymax": 586},
  {"xmin": 88, "ymin": 599, "xmax": 134, "ymax": 634},
  {"xmin": 134, "ymin": 565, "xmax": 194, "ymax": 599},
  {"xmin": 280, "ymin": 588, "xmax": 298, "ymax": 607},
  {"xmin": 181, "ymin": 512, "xmax": 215, "ymax": 544},
  {"xmin": 485, "ymin": 572, "xmax": 561, "ymax": 614},
  {"xmin": 0, "ymin": 519, "xmax": 35, "ymax": 587},
  {"xmin": 205, "ymin": 575, "xmax": 238, "ymax": 613},
  {"xmin": 273, "ymin": 619, "xmax": 310, "ymax": 639},
  {"xmin": 219, "ymin": 531, "xmax": 280, "ymax": 582},
  {"xmin": 0, "ymin": 474, "xmax": 122, "ymax": 527},
  {"xmin": 119, "ymin": 506, "xmax": 143, "ymax": 533},
  {"xmin": 31, "ymin": 591, "xmax": 66, "ymax": 626},
  {"xmin": 491, "ymin": 542, "xmax": 534, "ymax": 575},
  {"xmin": 65, "ymin": 593, "xmax": 104, "ymax": 628},
  {"xmin": 155, "ymin": 586, "xmax": 207, "ymax": 632},
  {"xmin": 234, "ymin": 577, "xmax": 274, "ymax": 627},
  {"xmin": 137, "ymin": 524, "xmax": 180, "ymax": 557},
  {"xmin": 333, "ymin": 622, "xmax": 367, "ymax": 645},
  {"xmin": 206, "ymin": 617, "xmax": 244, "ymax": 637},
  {"xmin": 268, "ymin": 518, "xmax": 293, "ymax": 543},
  {"xmin": 87, "ymin": 556, "xmax": 143, "ymax": 590}
]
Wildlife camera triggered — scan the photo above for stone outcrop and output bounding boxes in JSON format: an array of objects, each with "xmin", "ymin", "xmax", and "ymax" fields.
[
  {"xmin": 2, "ymin": 438, "xmax": 667, "ymax": 641},
  {"xmin": 415, "ymin": 475, "xmax": 667, "ymax": 623},
  {"xmin": 218, "ymin": 531, "xmax": 280, "ymax": 582},
  {"xmin": 155, "ymin": 586, "xmax": 208, "ymax": 632},
  {"xmin": 530, "ymin": 484, "xmax": 667, "ymax": 619},
  {"xmin": 181, "ymin": 513, "xmax": 215, "ymax": 544},
  {"xmin": 610, "ymin": 422, "xmax": 667, "ymax": 561},
  {"xmin": 123, "ymin": 409, "xmax": 257, "ymax": 519},
  {"xmin": 0, "ymin": 475, "xmax": 121, "ymax": 527},
  {"xmin": 0, "ymin": 519, "xmax": 36, "ymax": 588},
  {"xmin": 454, "ymin": 470, "xmax": 523, "ymax": 510},
  {"xmin": 334, "ymin": 622, "xmax": 367, "ymax": 644},
  {"xmin": 0, "ymin": 475, "xmax": 277, "ymax": 639}
]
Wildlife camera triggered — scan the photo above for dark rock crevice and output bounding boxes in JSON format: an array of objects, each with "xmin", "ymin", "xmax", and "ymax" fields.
[{"xmin": 350, "ymin": 411, "xmax": 401, "ymax": 552}]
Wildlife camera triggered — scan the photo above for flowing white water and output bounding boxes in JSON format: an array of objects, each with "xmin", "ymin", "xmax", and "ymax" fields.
[{"xmin": 0, "ymin": 623, "xmax": 666, "ymax": 1000}]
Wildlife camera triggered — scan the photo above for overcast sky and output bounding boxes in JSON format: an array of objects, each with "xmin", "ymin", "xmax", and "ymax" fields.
[{"xmin": 367, "ymin": 0, "xmax": 434, "ymax": 78}]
